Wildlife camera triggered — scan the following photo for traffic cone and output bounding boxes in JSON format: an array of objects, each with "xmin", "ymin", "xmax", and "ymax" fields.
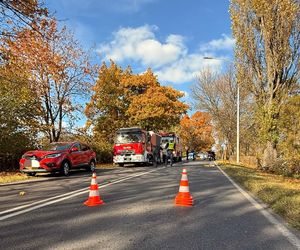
[
  {"xmin": 84, "ymin": 172, "xmax": 104, "ymax": 206},
  {"xmin": 175, "ymin": 168, "xmax": 194, "ymax": 206}
]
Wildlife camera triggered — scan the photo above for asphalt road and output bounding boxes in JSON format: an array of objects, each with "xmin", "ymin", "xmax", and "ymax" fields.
[{"xmin": 0, "ymin": 160, "xmax": 299, "ymax": 250}]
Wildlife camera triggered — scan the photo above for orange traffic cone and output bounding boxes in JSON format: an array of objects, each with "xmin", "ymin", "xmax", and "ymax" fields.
[
  {"xmin": 175, "ymin": 168, "xmax": 194, "ymax": 206},
  {"xmin": 84, "ymin": 172, "xmax": 104, "ymax": 206}
]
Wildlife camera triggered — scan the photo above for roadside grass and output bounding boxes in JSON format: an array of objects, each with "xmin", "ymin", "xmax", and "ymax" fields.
[
  {"xmin": 219, "ymin": 163, "xmax": 300, "ymax": 230},
  {"xmin": 96, "ymin": 163, "xmax": 115, "ymax": 169},
  {"xmin": 0, "ymin": 171, "xmax": 32, "ymax": 184},
  {"xmin": 0, "ymin": 163, "xmax": 116, "ymax": 184}
]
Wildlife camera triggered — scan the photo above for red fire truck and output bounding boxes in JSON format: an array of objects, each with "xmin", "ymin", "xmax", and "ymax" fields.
[
  {"xmin": 160, "ymin": 132, "xmax": 182, "ymax": 163},
  {"xmin": 113, "ymin": 127, "xmax": 161, "ymax": 167}
]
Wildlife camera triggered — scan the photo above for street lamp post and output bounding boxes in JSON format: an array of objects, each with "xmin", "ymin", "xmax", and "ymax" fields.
[
  {"xmin": 203, "ymin": 57, "xmax": 240, "ymax": 163},
  {"xmin": 236, "ymin": 85, "xmax": 240, "ymax": 163}
]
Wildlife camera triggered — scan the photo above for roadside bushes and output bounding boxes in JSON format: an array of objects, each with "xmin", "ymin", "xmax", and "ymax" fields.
[
  {"xmin": 59, "ymin": 132, "xmax": 114, "ymax": 164},
  {"xmin": 90, "ymin": 141, "xmax": 113, "ymax": 164},
  {"xmin": 259, "ymin": 157, "xmax": 300, "ymax": 178},
  {"xmin": 0, "ymin": 131, "xmax": 37, "ymax": 172},
  {"xmin": 0, "ymin": 154, "xmax": 19, "ymax": 172}
]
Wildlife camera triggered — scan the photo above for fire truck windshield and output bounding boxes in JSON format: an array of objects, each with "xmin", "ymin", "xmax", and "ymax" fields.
[
  {"xmin": 115, "ymin": 133, "xmax": 143, "ymax": 144},
  {"xmin": 161, "ymin": 136, "xmax": 174, "ymax": 144}
]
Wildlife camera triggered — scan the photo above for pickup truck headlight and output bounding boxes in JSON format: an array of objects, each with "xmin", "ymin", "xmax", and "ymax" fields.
[{"xmin": 44, "ymin": 153, "xmax": 61, "ymax": 159}]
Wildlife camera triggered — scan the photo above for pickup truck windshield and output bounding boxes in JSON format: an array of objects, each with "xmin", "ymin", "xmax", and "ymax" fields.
[{"xmin": 115, "ymin": 133, "xmax": 143, "ymax": 144}]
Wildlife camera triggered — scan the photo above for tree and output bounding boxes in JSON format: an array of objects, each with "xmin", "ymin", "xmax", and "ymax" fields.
[
  {"xmin": 0, "ymin": 0, "xmax": 48, "ymax": 38},
  {"xmin": 85, "ymin": 61, "xmax": 130, "ymax": 143},
  {"xmin": 2, "ymin": 18, "xmax": 96, "ymax": 142},
  {"xmin": 230, "ymin": 0, "xmax": 300, "ymax": 166},
  {"xmin": 179, "ymin": 112, "xmax": 214, "ymax": 152},
  {"xmin": 127, "ymin": 83, "xmax": 188, "ymax": 131},
  {"xmin": 278, "ymin": 91, "xmax": 300, "ymax": 158},
  {"xmin": 85, "ymin": 61, "xmax": 189, "ymax": 143},
  {"xmin": 0, "ymin": 63, "xmax": 39, "ymax": 170},
  {"xmin": 192, "ymin": 67, "xmax": 240, "ymax": 159}
]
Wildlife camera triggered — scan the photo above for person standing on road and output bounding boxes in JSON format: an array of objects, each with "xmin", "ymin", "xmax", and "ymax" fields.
[
  {"xmin": 191, "ymin": 149, "xmax": 195, "ymax": 160},
  {"xmin": 185, "ymin": 147, "xmax": 189, "ymax": 161},
  {"xmin": 165, "ymin": 140, "xmax": 174, "ymax": 166}
]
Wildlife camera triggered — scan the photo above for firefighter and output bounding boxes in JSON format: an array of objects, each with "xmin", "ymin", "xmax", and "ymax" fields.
[
  {"xmin": 168, "ymin": 139, "xmax": 175, "ymax": 151},
  {"xmin": 165, "ymin": 139, "xmax": 174, "ymax": 166}
]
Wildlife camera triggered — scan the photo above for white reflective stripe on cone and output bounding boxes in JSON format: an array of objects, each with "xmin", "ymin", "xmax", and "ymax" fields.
[
  {"xmin": 179, "ymin": 186, "xmax": 190, "ymax": 192},
  {"xmin": 91, "ymin": 179, "xmax": 97, "ymax": 185},
  {"xmin": 181, "ymin": 175, "xmax": 188, "ymax": 181},
  {"xmin": 88, "ymin": 190, "xmax": 99, "ymax": 197},
  {"xmin": 182, "ymin": 169, "xmax": 187, "ymax": 173}
]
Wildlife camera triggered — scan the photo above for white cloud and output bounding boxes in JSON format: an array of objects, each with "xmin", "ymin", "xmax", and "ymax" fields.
[
  {"xmin": 97, "ymin": 26, "xmax": 232, "ymax": 84},
  {"xmin": 97, "ymin": 25, "xmax": 186, "ymax": 68},
  {"xmin": 180, "ymin": 91, "xmax": 189, "ymax": 98},
  {"xmin": 199, "ymin": 34, "xmax": 235, "ymax": 52},
  {"xmin": 155, "ymin": 54, "xmax": 222, "ymax": 84}
]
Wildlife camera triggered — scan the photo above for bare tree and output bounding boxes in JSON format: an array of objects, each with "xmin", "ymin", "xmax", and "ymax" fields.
[{"xmin": 192, "ymin": 67, "xmax": 239, "ymax": 159}]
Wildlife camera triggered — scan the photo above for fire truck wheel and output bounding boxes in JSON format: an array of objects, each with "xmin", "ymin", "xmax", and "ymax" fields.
[{"xmin": 118, "ymin": 163, "xmax": 124, "ymax": 167}]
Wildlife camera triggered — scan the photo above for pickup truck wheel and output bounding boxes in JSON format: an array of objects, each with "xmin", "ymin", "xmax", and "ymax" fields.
[{"xmin": 61, "ymin": 161, "xmax": 70, "ymax": 176}]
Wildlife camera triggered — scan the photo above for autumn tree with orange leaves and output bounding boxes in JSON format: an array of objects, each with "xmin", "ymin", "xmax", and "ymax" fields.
[
  {"xmin": 179, "ymin": 111, "xmax": 214, "ymax": 152},
  {"xmin": 1, "ymin": 18, "xmax": 96, "ymax": 142},
  {"xmin": 85, "ymin": 61, "xmax": 189, "ymax": 144},
  {"xmin": 126, "ymin": 78, "xmax": 188, "ymax": 131},
  {"xmin": 0, "ymin": 0, "xmax": 48, "ymax": 38}
]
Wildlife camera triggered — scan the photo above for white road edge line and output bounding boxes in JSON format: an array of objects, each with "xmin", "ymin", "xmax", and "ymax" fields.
[
  {"xmin": 216, "ymin": 164, "xmax": 300, "ymax": 249},
  {"xmin": 0, "ymin": 167, "xmax": 164, "ymax": 221}
]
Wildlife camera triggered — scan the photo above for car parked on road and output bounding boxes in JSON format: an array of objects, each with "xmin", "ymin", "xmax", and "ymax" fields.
[
  {"xmin": 19, "ymin": 142, "xmax": 96, "ymax": 176},
  {"xmin": 198, "ymin": 152, "xmax": 208, "ymax": 160},
  {"xmin": 188, "ymin": 152, "xmax": 196, "ymax": 161}
]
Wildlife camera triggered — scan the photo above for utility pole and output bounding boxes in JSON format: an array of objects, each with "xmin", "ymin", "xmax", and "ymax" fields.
[{"xmin": 236, "ymin": 85, "xmax": 240, "ymax": 163}]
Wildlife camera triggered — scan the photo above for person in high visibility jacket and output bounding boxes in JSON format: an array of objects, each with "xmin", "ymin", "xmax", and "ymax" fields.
[
  {"xmin": 165, "ymin": 139, "xmax": 175, "ymax": 166},
  {"xmin": 168, "ymin": 139, "xmax": 175, "ymax": 150}
]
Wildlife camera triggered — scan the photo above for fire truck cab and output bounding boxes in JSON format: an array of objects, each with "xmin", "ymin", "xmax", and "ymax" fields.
[{"xmin": 113, "ymin": 127, "xmax": 161, "ymax": 167}]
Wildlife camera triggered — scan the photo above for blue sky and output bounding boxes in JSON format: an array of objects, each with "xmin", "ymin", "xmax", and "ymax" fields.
[{"xmin": 47, "ymin": 0, "xmax": 234, "ymax": 117}]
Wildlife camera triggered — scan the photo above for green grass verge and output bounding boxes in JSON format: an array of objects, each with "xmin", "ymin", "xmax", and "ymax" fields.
[{"xmin": 220, "ymin": 163, "xmax": 300, "ymax": 230}]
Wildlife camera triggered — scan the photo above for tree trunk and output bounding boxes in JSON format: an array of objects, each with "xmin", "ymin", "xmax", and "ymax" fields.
[{"xmin": 262, "ymin": 141, "xmax": 277, "ymax": 168}]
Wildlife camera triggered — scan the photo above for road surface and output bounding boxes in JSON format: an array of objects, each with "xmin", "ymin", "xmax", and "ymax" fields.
[{"xmin": 0, "ymin": 160, "xmax": 299, "ymax": 250}]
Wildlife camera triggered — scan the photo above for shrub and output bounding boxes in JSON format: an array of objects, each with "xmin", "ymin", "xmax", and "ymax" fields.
[
  {"xmin": 90, "ymin": 141, "xmax": 113, "ymax": 163},
  {"xmin": 259, "ymin": 157, "xmax": 300, "ymax": 177}
]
